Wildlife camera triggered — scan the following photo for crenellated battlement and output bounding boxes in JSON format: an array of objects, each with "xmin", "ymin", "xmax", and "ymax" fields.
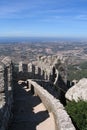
[
  {"xmin": 13, "ymin": 62, "xmax": 53, "ymax": 81},
  {"xmin": 0, "ymin": 56, "xmax": 75, "ymax": 130},
  {"xmin": 12, "ymin": 55, "xmax": 67, "ymax": 84}
]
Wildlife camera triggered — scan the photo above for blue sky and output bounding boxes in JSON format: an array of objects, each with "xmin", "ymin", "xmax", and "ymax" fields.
[{"xmin": 0, "ymin": 0, "xmax": 87, "ymax": 38}]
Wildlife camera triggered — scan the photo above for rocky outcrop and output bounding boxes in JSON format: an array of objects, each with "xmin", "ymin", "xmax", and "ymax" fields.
[{"xmin": 65, "ymin": 78, "xmax": 87, "ymax": 102}]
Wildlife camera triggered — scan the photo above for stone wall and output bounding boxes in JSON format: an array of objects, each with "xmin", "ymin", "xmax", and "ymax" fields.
[
  {"xmin": 33, "ymin": 55, "xmax": 68, "ymax": 94},
  {"xmin": 0, "ymin": 57, "xmax": 13, "ymax": 130},
  {"xmin": 0, "ymin": 55, "xmax": 68, "ymax": 130},
  {"xmin": 13, "ymin": 55, "xmax": 67, "ymax": 86},
  {"xmin": 27, "ymin": 79, "xmax": 76, "ymax": 130},
  {"xmin": 13, "ymin": 62, "xmax": 55, "ymax": 82},
  {"xmin": 13, "ymin": 55, "xmax": 68, "ymax": 105},
  {"xmin": 36, "ymin": 55, "xmax": 67, "ymax": 83}
]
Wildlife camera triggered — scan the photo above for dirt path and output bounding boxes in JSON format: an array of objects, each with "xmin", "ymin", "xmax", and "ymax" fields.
[{"xmin": 8, "ymin": 81, "xmax": 55, "ymax": 130}]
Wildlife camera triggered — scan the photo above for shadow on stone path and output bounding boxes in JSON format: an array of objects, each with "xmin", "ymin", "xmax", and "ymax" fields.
[{"xmin": 7, "ymin": 81, "xmax": 50, "ymax": 130}]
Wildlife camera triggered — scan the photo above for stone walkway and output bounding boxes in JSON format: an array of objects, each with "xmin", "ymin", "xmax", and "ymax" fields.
[{"xmin": 8, "ymin": 81, "xmax": 55, "ymax": 130}]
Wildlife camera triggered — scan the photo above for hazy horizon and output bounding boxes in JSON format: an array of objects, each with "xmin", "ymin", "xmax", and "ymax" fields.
[{"xmin": 0, "ymin": 36, "xmax": 87, "ymax": 43}]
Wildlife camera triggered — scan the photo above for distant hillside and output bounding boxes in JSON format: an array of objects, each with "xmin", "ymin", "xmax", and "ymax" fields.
[{"xmin": 67, "ymin": 61, "xmax": 87, "ymax": 81}]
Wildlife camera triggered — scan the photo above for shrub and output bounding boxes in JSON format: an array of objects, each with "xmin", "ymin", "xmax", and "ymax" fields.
[{"xmin": 66, "ymin": 101, "xmax": 87, "ymax": 130}]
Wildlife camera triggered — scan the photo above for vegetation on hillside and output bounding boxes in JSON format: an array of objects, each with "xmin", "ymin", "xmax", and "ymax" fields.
[
  {"xmin": 66, "ymin": 101, "xmax": 87, "ymax": 130},
  {"xmin": 67, "ymin": 61, "xmax": 87, "ymax": 81}
]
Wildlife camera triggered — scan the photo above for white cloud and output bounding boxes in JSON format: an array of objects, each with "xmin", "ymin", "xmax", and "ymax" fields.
[{"xmin": 75, "ymin": 14, "xmax": 87, "ymax": 20}]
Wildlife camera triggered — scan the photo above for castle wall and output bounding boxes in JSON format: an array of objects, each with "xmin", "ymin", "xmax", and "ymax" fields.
[
  {"xmin": 13, "ymin": 55, "xmax": 68, "ymax": 104},
  {"xmin": 0, "ymin": 57, "xmax": 13, "ymax": 130},
  {"xmin": 27, "ymin": 79, "xmax": 76, "ymax": 130},
  {"xmin": 13, "ymin": 59, "xmax": 60, "ymax": 83},
  {"xmin": 0, "ymin": 55, "xmax": 68, "ymax": 130},
  {"xmin": 13, "ymin": 62, "xmax": 52, "ymax": 81}
]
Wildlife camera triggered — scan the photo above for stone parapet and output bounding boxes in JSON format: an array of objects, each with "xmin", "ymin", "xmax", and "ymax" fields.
[
  {"xmin": 13, "ymin": 60, "xmax": 59, "ymax": 85},
  {"xmin": 27, "ymin": 79, "xmax": 76, "ymax": 130}
]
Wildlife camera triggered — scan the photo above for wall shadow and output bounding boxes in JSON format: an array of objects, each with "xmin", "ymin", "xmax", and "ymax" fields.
[
  {"xmin": 35, "ymin": 78, "xmax": 66, "ymax": 106},
  {"xmin": 7, "ymin": 80, "xmax": 49, "ymax": 130}
]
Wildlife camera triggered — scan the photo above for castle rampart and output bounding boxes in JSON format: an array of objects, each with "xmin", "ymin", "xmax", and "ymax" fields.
[
  {"xmin": 0, "ymin": 57, "xmax": 13, "ymax": 130},
  {"xmin": 0, "ymin": 56, "xmax": 75, "ymax": 130},
  {"xmin": 27, "ymin": 79, "xmax": 75, "ymax": 130}
]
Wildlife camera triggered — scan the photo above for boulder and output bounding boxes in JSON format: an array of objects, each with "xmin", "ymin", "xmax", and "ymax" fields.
[{"xmin": 65, "ymin": 78, "xmax": 87, "ymax": 102}]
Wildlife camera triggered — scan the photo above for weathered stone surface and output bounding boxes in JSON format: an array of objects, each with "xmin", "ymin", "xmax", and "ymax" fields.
[
  {"xmin": 0, "ymin": 65, "xmax": 4, "ymax": 93},
  {"xmin": 0, "ymin": 57, "xmax": 13, "ymax": 130},
  {"xmin": 27, "ymin": 79, "xmax": 76, "ymax": 130},
  {"xmin": 19, "ymin": 61, "xmax": 23, "ymax": 72},
  {"xmin": 65, "ymin": 78, "xmax": 87, "ymax": 102},
  {"xmin": 1, "ymin": 57, "xmax": 11, "ymax": 67},
  {"xmin": 0, "ymin": 65, "xmax": 4, "ymax": 72},
  {"xmin": 0, "ymin": 55, "xmax": 69, "ymax": 130}
]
